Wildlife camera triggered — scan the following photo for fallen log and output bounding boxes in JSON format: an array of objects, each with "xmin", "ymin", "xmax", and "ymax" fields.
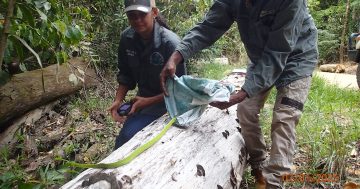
[
  {"xmin": 319, "ymin": 64, "xmax": 345, "ymax": 73},
  {"xmin": 0, "ymin": 57, "xmax": 98, "ymax": 128},
  {"xmin": 61, "ymin": 106, "xmax": 247, "ymax": 189}
]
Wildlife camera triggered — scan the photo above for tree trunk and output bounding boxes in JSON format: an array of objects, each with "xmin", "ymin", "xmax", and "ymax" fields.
[
  {"xmin": 61, "ymin": 106, "xmax": 247, "ymax": 189},
  {"xmin": 0, "ymin": 0, "xmax": 16, "ymax": 70},
  {"xmin": 0, "ymin": 57, "xmax": 98, "ymax": 128},
  {"xmin": 340, "ymin": 0, "xmax": 351, "ymax": 64}
]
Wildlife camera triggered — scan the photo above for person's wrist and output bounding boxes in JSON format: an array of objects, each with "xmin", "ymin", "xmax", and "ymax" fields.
[
  {"xmin": 173, "ymin": 51, "xmax": 184, "ymax": 65},
  {"xmin": 230, "ymin": 91, "xmax": 247, "ymax": 104},
  {"xmin": 240, "ymin": 88, "xmax": 249, "ymax": 98},
  {"xmin": 113, "ymin": 100, "xmax": 122, "ymax": 106}
]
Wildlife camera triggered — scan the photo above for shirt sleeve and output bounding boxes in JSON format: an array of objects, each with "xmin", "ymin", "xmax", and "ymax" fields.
[
  {"xmin": 116, "ymin": 34, "xmax": 136, "ymax": 90},
  {"xmin": 242, "ymin": 0, "xmax": 306, "ymax": 97},
  {"xmin": 176, "ymin": 0, "xmax": 235, "ymax": 61}
]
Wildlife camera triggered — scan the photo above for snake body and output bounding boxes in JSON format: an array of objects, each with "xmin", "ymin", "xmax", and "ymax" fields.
[{"xmin": 65, "ymin": 117, "xmax": 177, "ymax": 169}]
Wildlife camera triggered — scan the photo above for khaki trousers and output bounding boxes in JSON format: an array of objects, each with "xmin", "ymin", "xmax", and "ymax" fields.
[{"xmin": 237, "ymin": 76, "xmax": 312, "ymax": 188}]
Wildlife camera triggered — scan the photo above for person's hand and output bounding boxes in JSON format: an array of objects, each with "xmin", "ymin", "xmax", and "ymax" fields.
[
  {"xmin": 210, "ymin": 90, "xmax": 248, "ymax": 110},
  {"xmin": 128, "ymin": 96, "xmax": 152, "ymax": 115},
  {"xmin": 107, "ymin": 101, "xmax": 127, "ymax": 123},
  {"xmin": 160, "ymin": 51, "xmax": 183, "ymax": 96}
]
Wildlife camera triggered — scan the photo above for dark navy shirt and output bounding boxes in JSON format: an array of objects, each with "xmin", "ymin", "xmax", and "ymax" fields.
[
  {"xmin": 176, "ymin": 0, "xmax": 318, "ymax": 97},
  {"xmin": 117, "ymin": 21, "xmax": 186, "ymax": 116}
]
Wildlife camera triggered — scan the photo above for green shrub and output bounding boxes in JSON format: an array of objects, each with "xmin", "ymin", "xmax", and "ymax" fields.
[{"xmin": 318, "ymin": 29, "xmax": 339, "ymax": 63}]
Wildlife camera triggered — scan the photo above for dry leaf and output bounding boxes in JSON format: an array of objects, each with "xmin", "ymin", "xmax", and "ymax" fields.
[
  {"xmin": 343, "ymin": 182, "xmax": 359, "ymax": 189},
  {"xmin": 69, "ymin": 73, "xmax": 78, "ymax": 85},
  {"xmin": 77, "ymin": 67, "xmax": 85, "ymax": 75}
]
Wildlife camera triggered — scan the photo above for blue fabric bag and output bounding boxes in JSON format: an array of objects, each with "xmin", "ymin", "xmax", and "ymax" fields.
[{"xmin": 164, "ymin": 75, "xmax": 235, "ymax": 127}]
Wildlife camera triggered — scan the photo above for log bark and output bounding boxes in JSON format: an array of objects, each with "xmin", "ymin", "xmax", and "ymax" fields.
[
  {"xmin": 61, "ymin": 106, "xmax": 247, "ymax": 189},
  {"xmin": 0, "ymin": 57, "xmax": 98, "ymax": 128}
]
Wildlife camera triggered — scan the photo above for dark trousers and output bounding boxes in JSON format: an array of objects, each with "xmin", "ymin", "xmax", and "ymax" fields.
[{"xmin": 114, "ymin": 113, "xmax": 161, "ymax": 149}]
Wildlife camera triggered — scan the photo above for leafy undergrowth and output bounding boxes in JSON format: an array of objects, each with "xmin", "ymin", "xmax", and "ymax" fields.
[{"xmin": 0, "ymin": 80, "xmax": 124, "ymax": 188}]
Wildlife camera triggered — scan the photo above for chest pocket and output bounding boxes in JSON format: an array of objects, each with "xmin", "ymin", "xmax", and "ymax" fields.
[
  {"xmin": 150, "ymin": 52, "xmax": 165, "ymax": 66},
  {"xmin": 258, "ymin": 9, "xmax": 276, "ymax": 27},
  {"xmin": 251, "ymin": 2, "xmax": 278, "ymax": 49}
]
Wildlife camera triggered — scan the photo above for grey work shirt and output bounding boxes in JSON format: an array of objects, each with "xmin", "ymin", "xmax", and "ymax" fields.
[
  {"xmin": 117, "ymin": 21, "xmax": 186, "ymax": 116},
  {"xmin": 176, "ymin": 0, "xmax": 318, "ymax": 97}
]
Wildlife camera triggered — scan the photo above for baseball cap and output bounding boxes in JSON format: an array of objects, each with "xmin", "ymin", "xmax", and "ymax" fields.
[{"xmin": 124, "ymin": 0, "xmax": 156, "ymax": 13}]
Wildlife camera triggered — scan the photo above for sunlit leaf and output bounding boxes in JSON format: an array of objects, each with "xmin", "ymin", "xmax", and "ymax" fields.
[
  {"xmin": 43, "ymin": 2, "xmax": 51, "ymax": 11},
  {"xmin": 16, "ymin": 7, "xmax": 23, "ymax": 19},
  {"xmin": 65, "ymin": 26, "xmax": 84, "ymax": 44},
  {"xmin": 36, "ymin": 8, "xmax": 47, "ymax": 21},
  {"xmin": 34, "ymin": 0, "xmax": 47, "ymax": 8},
  {"xmin": 19, "ymin": 63, "xmax": 27, "ymax": 72},
  {"xmin": 28, "ymin": 30, "xmax": 33, "ymax": 44},
  {"xmin": 55, "ymin": 51, "xmax": 68, "ymax": 64},
  {"xmin": 53, "ymin": 20, "xmax": 67, "ymax": 35}
]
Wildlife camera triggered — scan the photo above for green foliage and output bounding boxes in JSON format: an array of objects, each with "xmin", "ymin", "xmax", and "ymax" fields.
[
  {"xmin": 71, "ymin": 0, "xmax": 127, "ymax": 69},
  {"xmin": 300, "ymin": 76, "xmax": 359, "ymax": 179},
  {"xmin": 0, "ymin": 0, "xmax": 88, "ymax": 73},
  {"xmin": 312, "ymin": 4, "xmax": 346, "ymax": 36},
  {"xmin": 309, "ymin": 0, "xmax": 360, "ymax": 63},
  {"xmin": 158, "ymin": 0, "xmax": 244, "ymax": 63},
  {"xmin": 318, "ymin": 29, "xmax": 339, "ymax": 63}
]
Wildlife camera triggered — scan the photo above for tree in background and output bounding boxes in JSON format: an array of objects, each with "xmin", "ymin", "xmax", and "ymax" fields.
[
  {"xmin": 339, "ymin": 0, "xmax": 350, "ymax": 64},
  {"xmin": 309, "ymin": 0, "xmax": 360, "ymax": 64}
]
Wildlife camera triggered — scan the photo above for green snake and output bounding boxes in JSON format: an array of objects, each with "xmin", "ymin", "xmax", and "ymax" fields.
[{"xmin": 65, "ymin": 117, "xmax": 176, "ymax": 169}]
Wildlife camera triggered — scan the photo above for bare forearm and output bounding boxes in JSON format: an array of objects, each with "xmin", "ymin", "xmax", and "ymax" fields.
[
  {"xmin": 114, "ymin": 84, "xmax": 129, "ymax": 104},
  {"xmin": 169, "ymin": 51, "xmax": 183, "ymax": 66},
  {"xmin": 145, "ymin": 93, "xmax": 164, "ymax": 106}
]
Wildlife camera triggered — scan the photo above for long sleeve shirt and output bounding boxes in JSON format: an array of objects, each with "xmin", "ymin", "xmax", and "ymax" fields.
[
  {"xmin": 117, "ymin": 21, "xmax": 186, "ymax": 115},
  {"xmin": 176, "ymin": 0, "xmax": 318, "ymax": 97}
]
